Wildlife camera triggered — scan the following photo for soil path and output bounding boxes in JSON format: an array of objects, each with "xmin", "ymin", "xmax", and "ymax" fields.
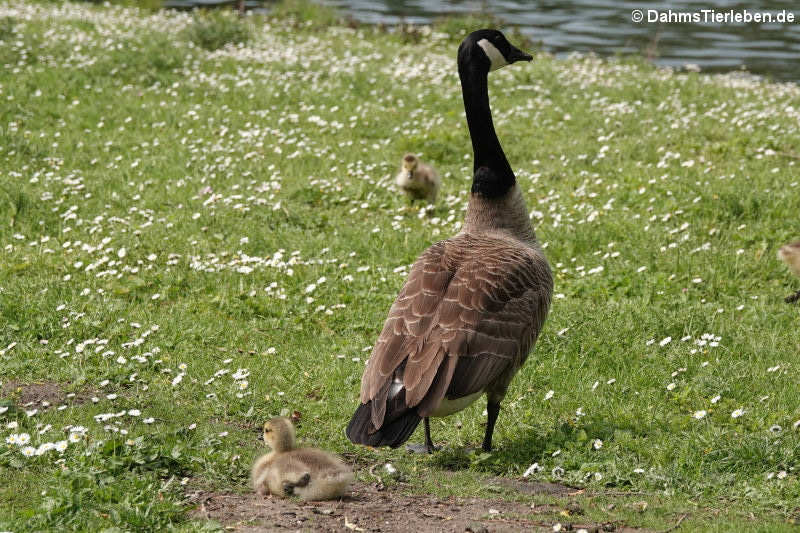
[
  {"xmin": 0, "ymin": 380, "xmax": 95, "ymax": 409},
  {"xmin": 190, "ymin": 480, "xmax": 650, "ymax": 532}
]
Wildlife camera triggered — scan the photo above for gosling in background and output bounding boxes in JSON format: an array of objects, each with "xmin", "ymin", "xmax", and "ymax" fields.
[
  {"xmin": 251, "ymin": 417, "xmax": 352, "ymax": 501},
  {"xmin": 778, "ymin": 241, "xmax": 800, "ymax": 303},
  {"xmin": 396, "ymin": 153, "xmax": 440, "ymax": 203}
]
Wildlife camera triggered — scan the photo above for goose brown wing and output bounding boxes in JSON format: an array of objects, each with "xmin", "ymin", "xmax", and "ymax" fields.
[{"xmin": 360, "ymin": 234, "xmax": 552, "ymax": 426}]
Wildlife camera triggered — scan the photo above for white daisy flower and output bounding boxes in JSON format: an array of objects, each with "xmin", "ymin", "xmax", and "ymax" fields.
[
  {"xmin": 232, "ymin": 368, "xmax": 250, "ymax": 380},
  {"xmin": 37, "ymin": 442, "xmax": 55, "ymax": 455}
]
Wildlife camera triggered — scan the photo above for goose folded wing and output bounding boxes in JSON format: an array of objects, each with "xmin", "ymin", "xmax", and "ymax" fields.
[
  {"xmin": 423, "ymin": 245, "xmax": 551, "ymax": 406},
  {"xmin": 361, "ymin": 236, "xmax": 551, "ymax": 419}
]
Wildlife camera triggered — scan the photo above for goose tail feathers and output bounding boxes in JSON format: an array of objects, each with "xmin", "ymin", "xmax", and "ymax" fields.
[{"xmin": 346, "ymin": 401, "xmax": 421, "ymax": 448}]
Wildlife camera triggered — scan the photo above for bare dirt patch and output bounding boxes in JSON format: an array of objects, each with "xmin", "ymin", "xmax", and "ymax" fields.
[
  {"xmin": 0, "ymin": 380, "xmax": 95, "ymax": 410},
  {"xmin": 189, "ymin": 481, "xmax": 650, "ymax": 532}
]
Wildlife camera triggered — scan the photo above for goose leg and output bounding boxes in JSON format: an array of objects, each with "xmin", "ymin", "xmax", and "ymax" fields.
[
  {"xmin": 406, "ymin": 417, "xmax": 438, "ymax": 453},
  {"xmin": 482, "ymin": 402, "xmax": 501, "ymax": 452},
  {"xmin": 424, "ymin": 417, "xmax": 434, "ymax": 450},
  {"xmin": 785, "ymin": 290, "xmax": 800, "ymax": 304}
]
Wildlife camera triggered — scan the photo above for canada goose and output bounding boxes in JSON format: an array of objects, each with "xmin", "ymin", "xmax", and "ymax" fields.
[
  {"xmin": 396, "ymin": 153, "xmax": 441, "ymax": 203},
  {"xmin": 777, "ymin": 241, "xmax": 800, "ymax": 303},
  {"xmin": 346, "ymin": 30, "xmax": 552, "ymax": 453},
  {"xmin": 252, "ymin": 417, "xmax": 353, "ymax": 500}
]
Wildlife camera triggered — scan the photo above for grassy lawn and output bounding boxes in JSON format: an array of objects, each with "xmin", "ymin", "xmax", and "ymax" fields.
[{"xmin": 1, "ymin": 1, "xmax": 799, "ymax": 531}]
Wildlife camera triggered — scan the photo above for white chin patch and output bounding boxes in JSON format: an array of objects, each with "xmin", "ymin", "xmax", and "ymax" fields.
[{"xmin": 477, "ymin": 38, "xmax": 508, "ymax": 71}]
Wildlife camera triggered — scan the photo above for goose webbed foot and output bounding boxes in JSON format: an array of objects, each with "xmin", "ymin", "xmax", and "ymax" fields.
[
  {"xmin": 406, "ymin": 443, "xmax": 439, "ymax": 453},
  {"xmin": 281, "ymin": 472, "xmax": 311, "ymax": 495},
  {"xmin": 405, "ymin": 417, "xmax": 439, "ymax": 454},
  {"xmin": 785, "ymin": 290, "xmax": 800, "ymax": 304}
]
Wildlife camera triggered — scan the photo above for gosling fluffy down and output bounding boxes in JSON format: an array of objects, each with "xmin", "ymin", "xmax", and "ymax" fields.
[
  {"xmin": 251, "ymin": 417, "xmax": 352, "ymax": 501},
  {"xmin": 778, "ymin": 241, "xmax": 800, "ymax": 277},
  {"xmin": 778, "ymin": 240, "xmax": 800, "ymax": 303},
  {"xmin": 396, "ymin": 153, "xmax": 441, "ymax": 203}
]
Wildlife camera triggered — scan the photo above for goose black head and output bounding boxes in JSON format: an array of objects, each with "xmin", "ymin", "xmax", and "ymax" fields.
[{"xmin": 458, "ymin": 29, "xmax": 532, "ymax": 73}]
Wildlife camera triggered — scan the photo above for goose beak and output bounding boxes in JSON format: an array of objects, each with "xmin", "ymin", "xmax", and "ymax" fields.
[
  {"xmin": 407, "ymin": 171, "xmax": 413, "ymax": 180},
  {"xmin": 507, "ymin": 46, "xmax": 533, "ymax": 64}
]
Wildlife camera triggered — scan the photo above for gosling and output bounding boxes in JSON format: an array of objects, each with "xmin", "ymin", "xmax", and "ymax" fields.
[
  {"xmin": 777, "ymin": 241, "xmax": 800, "ymax": 303},
  {"xmin": 251, "ymin": 417, "xmax": 353, "ymax": 500},
  {"xmin": 396, "ymin": 154, "xmax": 440, "ymax": 203}
]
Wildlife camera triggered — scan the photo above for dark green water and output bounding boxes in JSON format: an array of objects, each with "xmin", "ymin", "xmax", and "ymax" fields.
[{"xmin": 164, "ymin": 0, "xmax": 800, "ymax": 82}]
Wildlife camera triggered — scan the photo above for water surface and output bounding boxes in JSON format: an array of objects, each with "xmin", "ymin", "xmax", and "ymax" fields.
[{"xmin": 166, "ymin": 0, "xmax": 800, "ymax": 81}]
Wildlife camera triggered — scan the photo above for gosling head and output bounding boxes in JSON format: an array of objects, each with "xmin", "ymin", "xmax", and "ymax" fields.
[
  {"xmin": 458, "ymin": 29, "xmax": 532, "ymax": 74},
  {"xmin": 262, "ymin": 417, "xmax": 296, "ymax": 453},
  {"xmin": 402, "ymin": 154, "xmax": 418, "ymax": 179}
]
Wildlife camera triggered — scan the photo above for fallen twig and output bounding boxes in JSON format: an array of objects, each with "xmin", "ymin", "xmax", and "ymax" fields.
[
  {"xmin": 659, "ymin": 513, "xmax": 688, "ymax": 533},
  {"xmin": 367, "ymin": 463, "xmax": 384, "ymax": 486}
]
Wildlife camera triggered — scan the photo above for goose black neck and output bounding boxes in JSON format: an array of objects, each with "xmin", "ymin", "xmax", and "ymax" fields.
[{"xmin": 459, "ymin": 63, "xmax": 515, "ymax": 198}]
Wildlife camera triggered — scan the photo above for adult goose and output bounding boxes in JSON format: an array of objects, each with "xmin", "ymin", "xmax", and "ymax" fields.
[{"xmin": 346, "ymin": 29, "xmax": 552, "ymax": 452}]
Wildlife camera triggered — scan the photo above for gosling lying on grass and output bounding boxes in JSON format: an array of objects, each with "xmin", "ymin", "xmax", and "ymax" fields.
[
  {"xmin": 251, "ymin": 417, "xmax": 352, "ymax": 500},
  {"xmin": 777, "ymin": 241, "xmax": 800, "ymax": 303},
  {"xmin": 395, "ymin": 153, "xmax": 440, "ymax": 203}
]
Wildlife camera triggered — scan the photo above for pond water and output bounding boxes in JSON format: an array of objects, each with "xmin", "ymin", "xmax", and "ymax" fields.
[{"xmin": 164, "ymin": 0, "xmax": 800, "ymax": 82}]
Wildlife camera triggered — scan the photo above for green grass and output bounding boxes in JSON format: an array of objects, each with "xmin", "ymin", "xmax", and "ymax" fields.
[
  {"xmin": 182, "ymin": 10, "xmax": 252, "ymax": 51},
  {"xmin": 1, "ymin": 1, "xmax": 800, "ymax": 531}
]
